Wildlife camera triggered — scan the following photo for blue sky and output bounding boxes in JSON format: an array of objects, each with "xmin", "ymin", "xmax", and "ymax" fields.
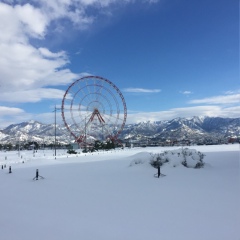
[{"xmin": 0, "ymin": 0, "xmax": 239, "ymax": 128}]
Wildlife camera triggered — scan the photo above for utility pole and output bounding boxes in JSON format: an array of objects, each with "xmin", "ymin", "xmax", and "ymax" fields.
[
  {"xmin": 84, "ymin": 116, "xmax": 87, "ymax": 152},
  {"xmin": 43, "ymin": 137, "xmax": 45, "ymax": 156},
  {"xmin": 53, "ymin": 105, "xmax": 61, "ymax": 159},
  {"xmin": 18, "ymin": 138, "xmax": 20, "ymax": 157},
  {"xmin": 55, "ymin": 105, "xmax": 57, "ymax": 158}
]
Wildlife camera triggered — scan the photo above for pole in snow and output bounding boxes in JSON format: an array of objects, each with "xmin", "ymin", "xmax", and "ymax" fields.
[
  {"xmin": 53, "ymin": 105, "xmax": 61, "ymax": 159},
  {"xmin": 154, "ymin": 165, "xmax": 166, "ymax": 178},
  {"xmin": 33, "ymin": 169, "xmax": 44, "ymax": 180}
]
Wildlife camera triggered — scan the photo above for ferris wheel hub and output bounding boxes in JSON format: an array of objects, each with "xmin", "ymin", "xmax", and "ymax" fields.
[{"xmin": 89, "ymin": 108, "xmax": 105, "ymax": 124}]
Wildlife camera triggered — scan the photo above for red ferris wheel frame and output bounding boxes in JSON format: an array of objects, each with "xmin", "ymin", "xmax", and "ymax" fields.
[{"xmin": 61, "ymin": 75, "xmax": 127, "ymax": 145}]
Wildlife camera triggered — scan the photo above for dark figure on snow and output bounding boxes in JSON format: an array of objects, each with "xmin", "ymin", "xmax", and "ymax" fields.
[
  {"xmin": 158, "ymin": 165, "xmax": 160, "ymax": 178},
  {"xmin": 36, "ymin": 169, "xmax": 39, "ymax": 180}
]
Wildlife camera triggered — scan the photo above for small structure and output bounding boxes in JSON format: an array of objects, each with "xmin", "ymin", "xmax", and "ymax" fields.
[
  {"xmin": 33, "ymin": 169, "xmax": 44, "ymax": 180},
  {"xmin": 69, "ymin": 143, "xmax": 79, "ymax": 150}
]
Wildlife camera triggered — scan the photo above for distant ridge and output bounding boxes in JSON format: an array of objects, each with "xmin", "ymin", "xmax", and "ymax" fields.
[{"xmin": 0, "ymin": 116, "xmax": 239, "ymax": 145}]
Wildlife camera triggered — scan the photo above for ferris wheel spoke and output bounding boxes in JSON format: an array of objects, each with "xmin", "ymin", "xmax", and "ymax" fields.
[
  {"xmin": 96, "ymin": 84, "xmax": 104, "ymax": 103},
  {"xmin": 77, "ymin": 87, "xmax": 92, "ymax": 106},
  {"xmin": 101, "ymin": 116, "xmax": 119, "ymax": 130},
  {"xmin": 85, "ymin": 79, "xmax": 96, "ymax": 104}
]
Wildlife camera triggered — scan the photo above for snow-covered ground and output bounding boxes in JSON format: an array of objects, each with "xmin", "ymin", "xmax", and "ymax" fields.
[{"xmin": 0, "ymin": 144, "xmax": 239, "ymax": 240}]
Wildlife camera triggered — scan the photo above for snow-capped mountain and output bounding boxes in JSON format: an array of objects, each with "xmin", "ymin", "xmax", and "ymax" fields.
[
  {"xmin": 0, "ymin": 120, "xmax": 71, "ymax": 144},
  {"xmin": 0, "ymin": 116, "xmax": 239, "ymax": 145},
  {"xmin": 120, "ymin": 116, "xmax": 240, "ymax": 144}
]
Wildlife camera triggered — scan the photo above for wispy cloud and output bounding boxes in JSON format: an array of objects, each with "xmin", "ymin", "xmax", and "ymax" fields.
[
  {"xmin": 123, "ymin": 88, "xmax": 161, "ymax": 93},
  {"xmin": 224, "ymin": 89, "xmax": 240, "ymax": 95},
  {"xmin": 0, "ymin": 89, "xmax": 66, "ymax": 103},
  {"xmin": 0, "ymin": 106, "xmax": 24, "ymax": 116},
  {"xmin": 180, "ymin": 90, "xmax": 193, "ymax": 95},
  {"xmin": 189, "ymin": 93, "xmax": 240, "ymax": 105}
]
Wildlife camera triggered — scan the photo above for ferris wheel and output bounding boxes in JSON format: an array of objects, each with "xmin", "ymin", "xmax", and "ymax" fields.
[{"xmin": 61, "ymin": 75, "xmax": 127, "ymax": 146}]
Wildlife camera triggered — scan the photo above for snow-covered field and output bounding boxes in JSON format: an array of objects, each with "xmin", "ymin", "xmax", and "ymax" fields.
[{"xmin": 0, "ymin": 144, "xmax": 239, "ymax": 240}]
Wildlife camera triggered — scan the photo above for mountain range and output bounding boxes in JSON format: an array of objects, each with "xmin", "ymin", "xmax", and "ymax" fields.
[{"xmin": 0, "ymin": 116, "xmax": 239, "ymax": 145}]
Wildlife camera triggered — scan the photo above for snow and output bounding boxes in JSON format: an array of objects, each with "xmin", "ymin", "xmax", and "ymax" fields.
[{"xmin": 0, "ymin": 144, "xmax": 239, "ymax": 240}]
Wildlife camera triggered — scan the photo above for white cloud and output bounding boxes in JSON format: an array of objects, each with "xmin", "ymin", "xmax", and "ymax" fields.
[
  {"xmin": 123, "ymin": 88, "xmax": 161, "ymax": 93},
  {"xmin": 15, "ymin": 3, "xmax": 48, "ymax": 38},
  {"xmin": 180, "ymin": 90, "xmax": 193, "ymax": 95},
  {"xmin": 38, "ymin": 48, "xmax": 67, "ymax": 59},
  {"xmin": 0, "ymin": 1, "xmax": 79, "ymax": 102},
  {"xmin": 224, "ymin": 89, "xmax": 240, "ymax": 95},
  {"xmin": 0, "ymin": 106, "xmax": 24, "ymax": 116},
  {"xmin": 0, "ymin": 3, "xmax": 48, "ymax": 43},
  {"xmin": 0, "ymin": 88, "xmax": 66, "ymax": 103},
  {"xmin": 0, "ymin": 106, "xmax": 28, "ymax": 128},
  {"xmin": 0, "ymin": 104, "xmax": 65, "ymax": 128},
  {"xmin": 189, "ymin": 93, "xmax": 240, "ymax": 105},
  {"xmin": 126, "ymin": 105, "xmax": 240, "ymax": 124},
  {"xmin": 0, "ymin": 42, "xmax": 77, "ymax": 92},
  {"xmin": 77, "ymin": 0, "xmax": 159, "ymax": 7}
]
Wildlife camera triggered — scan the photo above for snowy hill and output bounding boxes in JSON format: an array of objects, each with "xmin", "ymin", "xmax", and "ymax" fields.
[
  {"xmin": 0, "ymin": 116, "xmax": 240, "ymax": 144},
  {"xmin": 0, "ymin": 144, "xmax": 239, "ymax": 240}
]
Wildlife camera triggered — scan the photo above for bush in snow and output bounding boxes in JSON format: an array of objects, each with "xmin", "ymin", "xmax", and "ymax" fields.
[
  {"xmin": 67, "ymin": 149, "xmax": 77, "ymax": 154},
  {"xmin": 181, "ymin": 148, "xmax": 188, "ymax": 167},
  {"xmin": 180, "ymin": 148, "xmax": 205, "ymax": 168},
  {"xmin": 194, "ymin": 151, "xmax": 205, "ymax": 168},
  {"xmin": 150, "ymin": 153, "xmax": 169, "ymax": 168},
  {"xmin": 149, "ymin": 148, "xmax": 205, "ymax": 169}
]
